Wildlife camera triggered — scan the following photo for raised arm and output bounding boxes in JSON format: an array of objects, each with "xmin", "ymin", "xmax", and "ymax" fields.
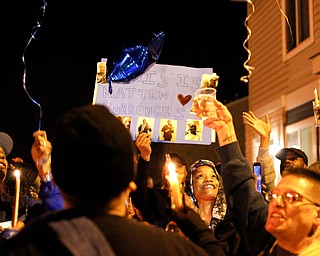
[
  {"xmin": 130, "ymin": 133, "xmax": 152, "ymax": 214},
  {"xmin": 243, "ymin": 111, "xmax": 276, "ymax": 191},
  {"xmin": 30, "ymin": 131, "xmax": 63, "ymax": 212},
  {"xmin": 31, "ymin": 130, "xmax": 52, "ymax": 182},
  {"xmin": 193, "ymin": 98, "xmax": 237, "ymax": 146},
  {"xmin": 192, "ymin": 99, "xmax": 272, "ymax": 255},
  {"xmin": 243, "ymin": 111, "xmax": 270, "ymax": 148}
]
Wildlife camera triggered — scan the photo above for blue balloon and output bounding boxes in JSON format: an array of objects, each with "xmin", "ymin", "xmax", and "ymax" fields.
[{"xmin": 107, "ymin": 31, "xmax": 165, "ymax": 94}]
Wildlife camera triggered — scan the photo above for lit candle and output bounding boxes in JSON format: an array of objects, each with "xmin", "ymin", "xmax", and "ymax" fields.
[
  {"xmin": 314, "ymin": 89, "xmax": 319, "ymax": 106},
  {"xmin": 12, "ymin": 170, "xmax": 20, "ymax": 228},
  {"xmin": 167, "ymin": 161, "xmax": 183, "ymax": 211}
]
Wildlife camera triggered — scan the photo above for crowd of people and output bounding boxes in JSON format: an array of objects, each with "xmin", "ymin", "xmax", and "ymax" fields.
[
  {"xmin": 194, "ymin": 99, "xmax": 320, "ymax": 255},
  {"xmin": 0, "ymin": 97, "xmax": 319, "ymax": 255}
]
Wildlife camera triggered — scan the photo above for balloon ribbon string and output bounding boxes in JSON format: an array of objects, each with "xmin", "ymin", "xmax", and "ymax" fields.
[
  {"xmin": 22, "ymin": 0, "xmax": 47, "ymax": 131},
  {"xmin": 240, "ymin": 0, "xmax": 255, "ymax": 83}
]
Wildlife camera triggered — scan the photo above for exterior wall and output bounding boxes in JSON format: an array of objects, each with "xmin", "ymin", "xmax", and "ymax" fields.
[{"xmin": 245, "ymin": 1, "xmax": 320, "ymax": 170}]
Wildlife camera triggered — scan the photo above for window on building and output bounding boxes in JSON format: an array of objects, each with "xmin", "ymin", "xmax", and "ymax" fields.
[
  {"xmin": 282, "ymin": 0, "xmax": 314, "ymax": 59},
  {"xmin": 286, "ymin": 116, "xmax": 316, "ymax": 165}
]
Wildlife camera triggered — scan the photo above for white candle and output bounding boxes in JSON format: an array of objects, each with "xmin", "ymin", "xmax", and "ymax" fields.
[
  {"xmin": 12, "ymin": 170, "xmax": 20, "ymax": 228},
  {"xmin": 168, "ymin": 162, "xmax": 183, "ymax": 211},
  {"xmin": 314, "ymin": 89, "xmax": 319, "ymax": 106}
]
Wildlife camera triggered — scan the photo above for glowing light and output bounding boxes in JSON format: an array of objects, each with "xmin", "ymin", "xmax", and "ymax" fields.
[
  {"xmin": 165, "ymin": 154, "xmax": 183, "ymax": 211},
  {"xmin": 12, "ymin": 170, "xmax": 21, "ymax": 228}
]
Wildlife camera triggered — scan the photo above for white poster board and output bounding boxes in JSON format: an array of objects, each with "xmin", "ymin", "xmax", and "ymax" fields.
[{"xmin": 93, "ymin": 64, "xmax": 215, "ymax": 145}]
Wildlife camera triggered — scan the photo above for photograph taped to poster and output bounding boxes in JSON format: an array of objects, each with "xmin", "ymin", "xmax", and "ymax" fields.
[{"xmin": 93, "ymin": 64, "xmax": 215, "ymax": 145}]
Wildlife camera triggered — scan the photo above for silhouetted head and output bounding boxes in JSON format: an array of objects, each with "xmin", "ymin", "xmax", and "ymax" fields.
[{"xmin": 52, "ymin": 104, "xmax": 136, "ymax": 210}]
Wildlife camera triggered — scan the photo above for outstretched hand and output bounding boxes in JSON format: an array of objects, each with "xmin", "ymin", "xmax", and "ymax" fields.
[
  {"xmin": 243, "ymin": 111, "xmax": 271, "ymax": 138},
  {"xmin": 243, "ymin": 111, "xmax": 271, "ymax": 148}
]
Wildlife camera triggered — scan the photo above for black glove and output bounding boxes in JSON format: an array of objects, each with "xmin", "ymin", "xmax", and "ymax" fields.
[
  {"xmin": 167, "ymin": 206, "xmax": 225, "ymax": 255},
  {"xmin": 0, "ymin": 229, "xmax": 19, "ymax": 240},
  {"xmin": 166, "ymin": 207, "xmax": 225, "ymax": 256},
  {"xmin": 166, "ymin": 206, "xmax": 208, "ymax": 238}
]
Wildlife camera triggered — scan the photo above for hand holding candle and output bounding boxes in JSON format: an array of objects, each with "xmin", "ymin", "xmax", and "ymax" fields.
[
  {"xmin": 12, "ymin": 170, "xmax": 21, "ymax": 228},
  {"xmin": 31, "ymin": 130, "xmax": 52, "ymax": 181},
  {"xmin": 165, "ymin": 154, "xmax": 183, "ymax": 211}
]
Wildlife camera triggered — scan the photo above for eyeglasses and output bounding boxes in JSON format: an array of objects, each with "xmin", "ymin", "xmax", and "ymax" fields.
[{"xmin": 266, "ymin": 191, "xmax": 320, "ymax": 207}]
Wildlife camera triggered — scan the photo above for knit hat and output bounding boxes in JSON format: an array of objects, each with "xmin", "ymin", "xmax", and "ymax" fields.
[
  {"xmin": 51, "ymin": 104, "xmax": 136, "ymax": 205},
  {"xmin": 0, "ymin": 132, "xmax": 13, "ymax": 156}
]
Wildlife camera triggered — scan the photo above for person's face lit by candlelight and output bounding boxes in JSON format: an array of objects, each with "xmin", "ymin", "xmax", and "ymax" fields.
[
  {"xmin": 192, "ymin": 166, "xmax": 219, "ymax": 202},
  {"xmin": 0, "ymin": 132, "xmax": 13, "ymax": 182},
  {"xmin": 0, "ymin": 147, "xmax": 8, "ymax": 183}
]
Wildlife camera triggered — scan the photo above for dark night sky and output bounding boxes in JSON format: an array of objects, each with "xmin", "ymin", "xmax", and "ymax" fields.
[{"xmin": 1, "ymin": 0, "xmax": 248, "ymax": 161}]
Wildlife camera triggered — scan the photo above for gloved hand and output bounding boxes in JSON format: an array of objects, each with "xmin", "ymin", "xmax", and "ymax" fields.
[
  {"xmin": 0, "ymin": 229, "xmax": 19, "ymax": 240},
  {"xmin": 166, "ymin": 206, "xmax": 209, "ymax": 240},
  {"xmin": 0, "ymin": 220, "xmax": 24, "ymax": 240},
  {"xmin": 167, "ymin": 206, "xmax": 225, "ymax": 256}
]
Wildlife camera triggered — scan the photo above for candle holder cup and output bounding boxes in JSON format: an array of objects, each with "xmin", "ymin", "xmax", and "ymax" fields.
[
  {"xmin": 313, "ymin": 100, "xmax": 320, "ymax": 127},
  {"xmin": 194, "ymin": 88, "xmax": 217, "ymax": 120}
]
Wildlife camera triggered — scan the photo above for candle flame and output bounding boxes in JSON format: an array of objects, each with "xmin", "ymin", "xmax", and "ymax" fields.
[
  {"xmin": 168, "ymin": 162, "xmax": 179, "ymax": 184},
  {"xmin": 14, "ymin": 169, "xmax": 20, "ymax": 178},
  {"xmin": 166, "ymin": 161, "xmax": 183, "ymax": 211},
  {"xmin": 168, "ymin": 162, "xmax": 176, "ymax": 173}
]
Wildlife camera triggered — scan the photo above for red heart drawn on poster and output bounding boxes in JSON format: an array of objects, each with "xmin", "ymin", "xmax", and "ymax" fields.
[{"xmin": 177, "ymin": 94, "xmax": 192, "ymax": 106}]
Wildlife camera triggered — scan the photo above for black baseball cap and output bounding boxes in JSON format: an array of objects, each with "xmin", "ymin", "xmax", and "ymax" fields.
[{"xmin": 276, "ymin": 148, "xmax": 308, "ymax": 166}]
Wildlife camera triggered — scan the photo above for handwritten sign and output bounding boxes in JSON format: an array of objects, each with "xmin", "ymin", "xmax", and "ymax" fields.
[{"xmin": 93, "ymin": 64, "xmax": 215, "ymax": 145}]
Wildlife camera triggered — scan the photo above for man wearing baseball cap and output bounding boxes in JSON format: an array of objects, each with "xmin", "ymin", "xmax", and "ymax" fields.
[
  {"xmin": 0, "ymin": 130, "xmax": 62, "ymax": 235},
  {"xmin": 275, "ymin": 147, "xmax": 308, "ymax": 176},
  {"xmin": 0, "ymin": 132, "xmax": 13, "ymax": 183}
]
